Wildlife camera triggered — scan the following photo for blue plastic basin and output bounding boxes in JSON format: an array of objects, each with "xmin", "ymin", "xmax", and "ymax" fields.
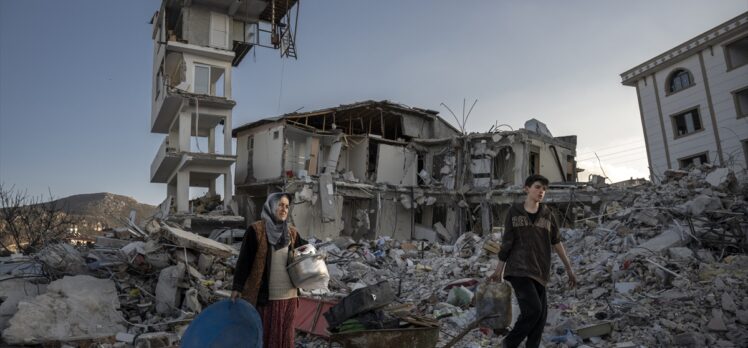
[{"xmin": 180, "ymin": 299, "xmax": 263, "ymax": 348}]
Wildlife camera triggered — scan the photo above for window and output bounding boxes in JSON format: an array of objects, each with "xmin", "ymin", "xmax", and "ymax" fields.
[
  {"xmin": 193, "ymin": 64, "xmax": 225, "ymax": 96},
  {"xmin": 671, "ymin": 108, "xmax": 703, "ymax": 138},
  {"xmin": 733, "ymin": 87, "xmax": 748, "ymax": 118},
  {"xmin": 273, "ymin": 131, "xmax": 279, "ymax": 139},
  {"xmin": 667, "ymin": 69, "xmax": 693, "ymax": 94},
  {"xmin": 209, "ymin": 12, "xmax": 229, "ymax": 49},
  {"xmin": 678, "ymin": 153, "xmax": 708, "ymax": 169},
  {"xmin": 725, "ymin": 36, "xmax": 748, "ymax": 70},
  {"xmin": 743, "ymin": 139, "xmax": 748, "ymax": 167}
]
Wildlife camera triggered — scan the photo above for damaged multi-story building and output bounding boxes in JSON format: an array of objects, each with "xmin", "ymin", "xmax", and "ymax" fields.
[
  {"xmin": 149, "ymin": 0, "xmax": 300, "ymax": 214},
  {"xmin": 232, "ymin": 100, "xmax": 585, "ymax": 241}
]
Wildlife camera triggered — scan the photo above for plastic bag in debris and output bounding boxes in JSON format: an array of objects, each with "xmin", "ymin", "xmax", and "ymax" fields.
[
  {"xmin": 447, "ymin": 286, "xmax": 473, "ymax": 307},
  {"xmin": 475, "ymin": 281, "xmax": 512, "ymax": 330}
]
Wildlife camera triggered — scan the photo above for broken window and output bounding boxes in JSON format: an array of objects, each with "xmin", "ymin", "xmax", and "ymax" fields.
[
  {"xmin": 725, "ymin": 35, "xmax": 748, "ymax": 70},
  {"xmin": 667, "ymin": 69, "xmax": 693, "ymax": 94},
  {"xmin": 194, "ymin": 64, "xmax": 225, "ymax": 97},
  {"xmin": 492, "ymin": 147, "xmax": 514, "ymax": 185},
  {"xmin": 678, "ymin": 152, "xmax": 709, "ymax": 169},
  {"xmin": 671, "ymin": 108, "xmax": 702, "ymax": 138},
  {"xmin": 529, "ymin": 148, "xmax": 540, "ymax": 176},
  {"xmin": 566, "ymin": 155, "xmax": 575, "ymax": 182},
  {"xmin": 733, "ymin": 87, "xmax": 748, "ymax": 118}
]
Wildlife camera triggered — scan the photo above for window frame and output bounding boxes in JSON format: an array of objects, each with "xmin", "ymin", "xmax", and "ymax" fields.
[
  {"xmin": 731, "ymin": 85, "xmax": 748, "ymax": 119},
  {"xmin": 665, "ymin": 68, "xmax": 695, "ymax": 96},
  {"xmin": 670, "ymin": 106, "xmax": 704, "ymax": 139},
  {"xmin": 678, "ymin": 152, "xmax": 709, "ymax": 169},
  {"xmin": 724, "ymin": 34, "xmax": 748, "ymax": 71}
]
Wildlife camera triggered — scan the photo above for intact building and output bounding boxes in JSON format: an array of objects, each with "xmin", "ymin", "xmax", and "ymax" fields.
[{"xmin": 621, "ymin": 12, "xmax": 748, "ymax": 182}]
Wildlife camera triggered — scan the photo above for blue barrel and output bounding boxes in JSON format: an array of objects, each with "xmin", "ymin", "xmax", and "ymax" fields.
[{"xmin": 180, "ymin": 299, "xmax": 263, "ymax": 348}]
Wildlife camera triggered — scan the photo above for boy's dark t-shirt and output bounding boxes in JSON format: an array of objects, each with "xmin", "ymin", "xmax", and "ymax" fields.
[{"xmin": 498, "ymin": 203, "xmax": 561, "ymax": 287}]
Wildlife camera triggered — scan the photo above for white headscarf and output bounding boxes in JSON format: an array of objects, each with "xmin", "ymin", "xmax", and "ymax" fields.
[{"xmin": 261, "ymin": 192, "xmax": 291, "ymax": 250}]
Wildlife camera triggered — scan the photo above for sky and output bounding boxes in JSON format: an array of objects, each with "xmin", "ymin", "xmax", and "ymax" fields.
[{"xmin": 1, "ymin": 0, "xmax": 746, "ymax": 205}]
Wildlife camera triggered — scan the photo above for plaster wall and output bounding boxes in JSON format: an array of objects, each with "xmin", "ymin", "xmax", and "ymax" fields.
[
  {"xmin": 376, "ymin": 144, "xmax": 417, "ymax": 186},
  {"xmin": 704, "ymin": 41, "xmax": 748, "ymax": 170},
  {"xmin": 290, "ymin": 195, "xmax": 344, "ymax": 240}
]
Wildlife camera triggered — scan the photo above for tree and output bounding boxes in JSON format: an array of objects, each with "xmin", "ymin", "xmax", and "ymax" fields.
[{"xmin": 0, "ymin": 184, "xmax": 78, "ymax": 255}]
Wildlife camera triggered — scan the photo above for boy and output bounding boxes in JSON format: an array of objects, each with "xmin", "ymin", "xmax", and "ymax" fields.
[{"xmin": 489, "ymin": 174, "xmax": 576, "ymax": 348}]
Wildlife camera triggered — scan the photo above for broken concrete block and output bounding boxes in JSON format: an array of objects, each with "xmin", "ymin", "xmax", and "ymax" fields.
[
  {"xmin": 707, "ymin": 309, "xmax": 728, "ymax": 331},
  {"xmin": 721, "ymin": 292, "xmax": 737, "ymax": 313},
  {"xmin": 668, "ymin": 247, "xmax": 695, "ymax": 261},
  {"xmin": 96, "ymin": 236, "xmax": 132, "ymax": 248},
  {"xmin": 116, "ymin": 332, "xmax": 135, "ymax": 344},
  {"xmin": 705, "ymin": 168, "xmax": 729, "ymax": 188},
  {"xmin": 183, "ymin": 288, "xmax": 202, "ymax": 313},
  {"xmin": 627, "ymin": 227, "xmax": 690, "ymax": 257},
  {"xmin": 591, "ymin": 288, "xmax": 607, "ymax": 299},
  {"xmin": 433, "ymin": 222, "xmax": 453, "ymax": 242},
  {"xmin": 158, "ymin": 224, "xmax": 238, "ymax": 258},
  {"xmin": 678, "ymin": 194, "xmax": 723, "ymax": 216},
  {"xmin": 2, "ymin": 275, "xmax": 126, "ymax": 345},
  {"xmin": 0, "ymin": 279, "xmax": 47, "ymax": 331},
  {"xmin": 38, "ymin": 243, "xmax": 87, "ymax": 274},
  {"xmin": 614, "ymin": 282, "xmax": 640, "ymax": 295},
  {"xmin": 674, "ymin": 332, "xmax": 706, "ymax": 347},
  {"xmin": 736, "ymin": 310, "xmax": 748, "ymax": 325},
  {"xmin": 414, "ymin": 224, "xmax": 437, "ymax": 242},
  {"xmin": 155, "ymin": 263, "xmax": 186, "ymax": 314},
  {"xmin": 631, "ymin": 210, "xmax": 658, "ymax": 226}
]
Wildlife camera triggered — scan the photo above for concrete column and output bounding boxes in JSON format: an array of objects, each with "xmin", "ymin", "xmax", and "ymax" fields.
[
  {"xmin": 208, "ymin": 178, "xmax": 217, "ymax": 197},
  {"xmin": 208, "ymin": 126, "xmax": 216, "ymax": 153},
  {"xmin": 179, "ymin": 111, "xmax": 192, "ymax": 152},
  {"xmin": 223, "ymin": 169, "xmax": 233, "ymax": 209},
  {"xmin": 224, "ymin": 114, "xmax": 232, "ymax": 156},
  {"xmin": 176, "ymin": 171, "xmax": 190, "ymax": 213}
]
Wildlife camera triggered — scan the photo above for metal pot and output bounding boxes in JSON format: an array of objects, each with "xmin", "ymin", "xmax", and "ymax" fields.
[
  {"xmin": 291, "ymin": 244, "xmax": 317, "ymax": 259},
  {"xmin": 287, "ymin": 254, "xmax": 329, "ymax": 289}
]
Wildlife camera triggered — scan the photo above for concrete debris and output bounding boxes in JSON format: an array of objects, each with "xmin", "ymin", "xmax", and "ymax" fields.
[
  {"xmin": 2, "ymin": 164, "xmax": 746, "ymax": 347},
  {"xmin": 2, "ymin": 275, "xmax": 126, "ymax": 344},
  {"xmin": 157, "ymin": 223, "xmax": 238, "ymax": 258}
]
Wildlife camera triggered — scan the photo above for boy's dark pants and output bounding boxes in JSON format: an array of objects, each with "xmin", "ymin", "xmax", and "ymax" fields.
[{"xmin": 503, "ymin": 276, "xmax": 547, "ymax": 348}]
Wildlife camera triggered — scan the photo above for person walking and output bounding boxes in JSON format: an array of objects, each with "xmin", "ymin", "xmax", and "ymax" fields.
[{"xmin": 489, "ymin": 174, "xmax": 577, "ymax": 348}]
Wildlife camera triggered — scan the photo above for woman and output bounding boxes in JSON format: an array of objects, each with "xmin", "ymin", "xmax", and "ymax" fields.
[{"xmin": 232, "ymin": 192, "xmax": 307, "ymax": 348}]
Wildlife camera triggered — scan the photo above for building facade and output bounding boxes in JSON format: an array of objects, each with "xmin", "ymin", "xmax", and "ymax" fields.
[
  {"xmin": 621, "ymin": 12, "xmax": 748, "ymax": 182},
  {"xmin": 232, "ymin": 100, "xmax": 581, "ymax": 241}
]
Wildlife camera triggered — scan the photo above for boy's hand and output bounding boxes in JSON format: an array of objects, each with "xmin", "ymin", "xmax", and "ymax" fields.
[
  {"xmin": 566, "ymin": 269, "xmax": 577, "ymax": 288},
  {"xmin": 231, "ymin": 290, "xmax": 240, "ymax": 302}
]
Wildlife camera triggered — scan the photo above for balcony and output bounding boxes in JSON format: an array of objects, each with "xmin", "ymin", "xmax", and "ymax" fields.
[{"xmin": 151, "ymin": 136, "xmax": 237, "ymax": 184}]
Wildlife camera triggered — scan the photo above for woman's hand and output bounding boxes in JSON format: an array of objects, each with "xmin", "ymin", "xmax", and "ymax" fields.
[{"xmin": 231, "ymin": 290, "xmax": 240, "ymax": 302}]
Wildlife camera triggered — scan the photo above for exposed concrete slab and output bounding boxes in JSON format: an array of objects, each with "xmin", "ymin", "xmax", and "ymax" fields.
[
  {"xmin": 705, "ymin": 168, "xmax": 729, "ymax": 187},
  {"xmin": 38, "ymin": 243, "xmax": 87, "ymax": 274},
  {"xmin": 158, "ymin": 223, "xmax": 238, "ymax": 258},
  {"xmin": 2, "ymin": 275, "xmax": 126, "ymax": 345},
  {"xmin": 627, "ymin": 227, "xmax": 690, "ymax": 258}
]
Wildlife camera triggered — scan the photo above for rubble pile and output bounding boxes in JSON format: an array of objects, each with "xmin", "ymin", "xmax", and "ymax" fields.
[
  {"xmin": 1, "ymin": 165, "xmax": 745, "ymax": 347},
  {"xmin": 0, "ymin": 220, "xmax": 239, "ymax": 347},
  {"xmin": 298, "ymin": 165, "xmax": 747, "ymax": 347}
]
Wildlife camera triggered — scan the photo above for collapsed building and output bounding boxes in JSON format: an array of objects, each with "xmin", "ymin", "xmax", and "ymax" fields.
[{"xmin": 232, "ymin": 100, "xmax": 587, "ymax": 241}]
